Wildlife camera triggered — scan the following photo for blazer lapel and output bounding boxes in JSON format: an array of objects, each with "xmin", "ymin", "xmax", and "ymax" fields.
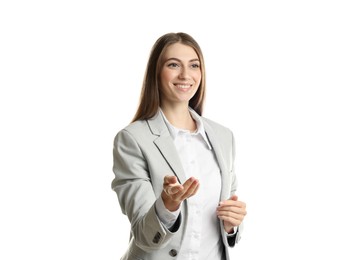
[
  {"xmin": 203, "ymin": 121, "xmax": 230, "ymax": 200},
  {"xmin": 147, "ymin": 113, "xmax": 187, "ymax": 184}
]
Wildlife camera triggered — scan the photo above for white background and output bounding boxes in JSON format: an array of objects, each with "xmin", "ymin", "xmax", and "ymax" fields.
[{"xmin": 1, "ymin": 0, "xmax": 363, "ymax": 259}]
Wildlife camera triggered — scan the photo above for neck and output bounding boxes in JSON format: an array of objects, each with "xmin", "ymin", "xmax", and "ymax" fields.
[{"xmin": 161, "ymin": 104, "xmax": 196, "ymax": 131}]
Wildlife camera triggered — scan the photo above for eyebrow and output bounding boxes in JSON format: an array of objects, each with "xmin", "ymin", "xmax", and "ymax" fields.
[{"xmin": 165, "ymin": 57, "xmax": 200, "ymax": 63}]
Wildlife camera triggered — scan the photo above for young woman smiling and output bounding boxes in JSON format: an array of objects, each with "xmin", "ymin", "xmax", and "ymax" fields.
[{"xmin": 111, "ymin": 32, "xmax": 247, "ymax": 260}]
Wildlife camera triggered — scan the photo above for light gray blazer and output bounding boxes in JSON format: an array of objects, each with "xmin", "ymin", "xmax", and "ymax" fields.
[{"xmin": 112, "ymin": 111, "xmax": 242, "ymax": 260}]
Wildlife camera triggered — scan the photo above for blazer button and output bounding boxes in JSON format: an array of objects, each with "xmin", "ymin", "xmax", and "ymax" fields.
[
  {"xmin": 169, "ymin": 249, "xmax": 178, "ymax": 257},
  {"xmin": 152, "ymin": 232, "xmax": 161, "ymax": 244}
]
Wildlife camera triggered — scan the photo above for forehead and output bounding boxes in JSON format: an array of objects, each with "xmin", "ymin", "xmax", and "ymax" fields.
[{"xmin": 163, "ymin": 43, "xmax": 199, "ymax": 61}]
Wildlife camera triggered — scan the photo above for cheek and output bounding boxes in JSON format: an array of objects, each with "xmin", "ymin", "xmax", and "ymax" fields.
[
  {"xmin": 159, "ymin": 71, "xmax": 173, "ymax": 94},
  {"xmin": 193, "ymin": 72, "xmax": 202, "ymax": 84},
  {"xmin": 160, "ymin": 70, "xmax": 168, "ymax": 83},
  {"xmin": 160, "ymin": 69, "xmax": 175, "ymax": 84}
]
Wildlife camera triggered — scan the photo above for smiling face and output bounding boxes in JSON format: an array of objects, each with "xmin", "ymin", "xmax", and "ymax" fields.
[{"xmin": 159, "ymin": 43, "xmax": 202, "ymax": 109}]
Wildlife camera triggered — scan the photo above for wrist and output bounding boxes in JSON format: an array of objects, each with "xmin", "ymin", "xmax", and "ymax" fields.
[
  {"xmin": 224, "ymin": 224, "xmax": 235, "ymax": 234},
  {"xmin": 162, "ymin": 191, "xmax": 181, "ymax": 212}
]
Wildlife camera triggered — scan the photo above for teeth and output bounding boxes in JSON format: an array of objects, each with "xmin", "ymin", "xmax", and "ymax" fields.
[{"xmin": 176, "ymin": 84, "xmax": 190, "ymax": 89}]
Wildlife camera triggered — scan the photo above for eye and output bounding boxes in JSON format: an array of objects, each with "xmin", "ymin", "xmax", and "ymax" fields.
[
  {"xmin": 191, "ymin": 63, "xmax": 200, "ymax": 69},
  {"xmin": 167, "ymin": 62, "xmax": 179, "ymax": 68}
]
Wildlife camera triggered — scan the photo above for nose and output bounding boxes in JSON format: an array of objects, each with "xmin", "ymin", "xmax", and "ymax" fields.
[{"xmin": 178, "ymin": 67, "xmax": 191, "ymax": 80}]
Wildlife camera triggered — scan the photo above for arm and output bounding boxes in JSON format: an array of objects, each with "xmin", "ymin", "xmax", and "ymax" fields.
[
  {"xmin": 216, "ymin": 131, "xmax": 247, "ymax": 247},
  {"xmin": 111, "ymin": 129, "xmax": 177, "ymax": 251},
  {"xmin": 217, "ymin": 195, "xmax": 247, "ymax": 246}
]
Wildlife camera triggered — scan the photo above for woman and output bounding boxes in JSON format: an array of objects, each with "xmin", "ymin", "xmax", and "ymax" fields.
[{"xmin": 112, "ymin": 32, "xmax": 247, "ymax": 260}]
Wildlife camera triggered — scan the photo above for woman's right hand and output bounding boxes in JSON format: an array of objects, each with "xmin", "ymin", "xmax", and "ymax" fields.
[{"xmin": 161, "ymin": 175, "xmax": 199, "ymax": 211}]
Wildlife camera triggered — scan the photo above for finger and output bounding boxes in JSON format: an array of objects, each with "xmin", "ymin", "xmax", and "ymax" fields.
[
  {"xmin": 182, "ymin": 177, "xmax": 198, "ymax": 188},
  {"xmin": 163, "ymin": 175, "xmax": 181, "ymax": 194},
  {"xmin": 167, "ymin": 184, "xmax": 184, "ymax": 195},
  {"xmin": 176, "ymin": 178, "xmax": 199, "ymax": 200},
  {"xmin": 217, "ymin": 207, "xmax": 246, "ymax": 218},
  {"xmin": 217, "ymin": 200, "xmax": 247, "ymax": 216},
  {"xmin": 217, "ymin": 211, "xmax": 245, "ymax": 226},
  {"xmin": 164, "ymin": 175, "xmax": 178, "ymax": 185},
  {"xmin": 219, "ymin": 216, "xmax": 242, "ymax": 227},
  {"xmin": 217, "ymin": 206, "xmax": 246, "ymax": 217},
  {"xmin": 229, "ymin": 195, "xmax": 238, "ymax": 201},
  {"xmin": 163, "ymin": 181, "xmax": 183, "ymax": 195},
  {"xmin": 217, "ymin": 205, "xmax": 247, "ymax": 216},
  {"xmin": 219, "ymin": 200, "xmax": 246, "ymax": 209},
  {"xmin": 189, "ymin": 181, "xmax": 200, "ymax": 196},
  {"xmin": 179, "ymin": 180, "xmax": 199, "ymax": 200},
  {"xmin": 220, "ymin": 195, "xmax": 241, "ymax": 205},
  {"xmin": 217, "ymin": 210, "xmax": 242, "ymax": 220}
]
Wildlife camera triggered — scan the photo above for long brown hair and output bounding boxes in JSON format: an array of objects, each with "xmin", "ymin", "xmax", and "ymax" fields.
[{"xmin": 131, "ymin": 32, "xmax": 206, "ymax": 122}]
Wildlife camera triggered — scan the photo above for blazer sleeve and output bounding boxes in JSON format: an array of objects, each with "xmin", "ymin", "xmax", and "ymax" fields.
[
  {"xmin": 226, "ymin": 131, "xmax": 243, "ymax": 247},
  {"xmin": 111, "ymin": 129, "xmax": 179, "ymax": 252}
]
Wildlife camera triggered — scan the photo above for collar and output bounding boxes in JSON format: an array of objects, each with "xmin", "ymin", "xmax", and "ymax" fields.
[{"xmin": 159, "ymin": 107, "xmax": 212, "ymax": 150}]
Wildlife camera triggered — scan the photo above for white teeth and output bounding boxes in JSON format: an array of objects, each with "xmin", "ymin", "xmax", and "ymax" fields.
[{"xmin": 175, "ymin": 84, "xmax": 190, "ymax": 89}]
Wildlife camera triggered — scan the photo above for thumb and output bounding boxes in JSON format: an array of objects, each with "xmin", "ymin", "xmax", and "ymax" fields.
[
  {"xmin": 164, "ymin": 175, "xmax": 178, "ymax": 185},
  {"xmin": 229, "ymin": 195, "xmax": 238, "ymax": 201}
]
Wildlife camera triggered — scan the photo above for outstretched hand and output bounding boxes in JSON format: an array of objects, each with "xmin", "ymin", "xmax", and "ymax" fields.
[
  {"xmin": 161, "ymin": 175, "xmax": 199, "ymax": 211},
  {"xmin": 217, "ymin": 195, "xmax": 247, "ymax": 233}
]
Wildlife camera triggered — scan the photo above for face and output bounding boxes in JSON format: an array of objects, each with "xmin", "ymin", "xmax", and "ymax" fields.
[{"xmin": 159, "ymin": 43, "xmax": 201, "ymax": 108}]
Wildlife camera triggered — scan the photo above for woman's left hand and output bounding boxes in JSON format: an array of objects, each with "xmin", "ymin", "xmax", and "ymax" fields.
[{"xmin": 216, "ymin": 195, "xmax": 247, "ymax": 233}]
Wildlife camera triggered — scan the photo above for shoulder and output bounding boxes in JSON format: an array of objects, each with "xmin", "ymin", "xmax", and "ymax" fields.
[
  {"xmin": 123, "ymin": 120, "xmax": 149, "ymax": 133},
  {"xmin": 201, "ymin": 116, "xmax": 233, "ymax": 136},
  {"xmin": 113, "ymin": 120, "xmax": 150, "ymax": 143},
  {"xmin": 114, "ymin": 111, "xmax": 167, "ymax": 141}
]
